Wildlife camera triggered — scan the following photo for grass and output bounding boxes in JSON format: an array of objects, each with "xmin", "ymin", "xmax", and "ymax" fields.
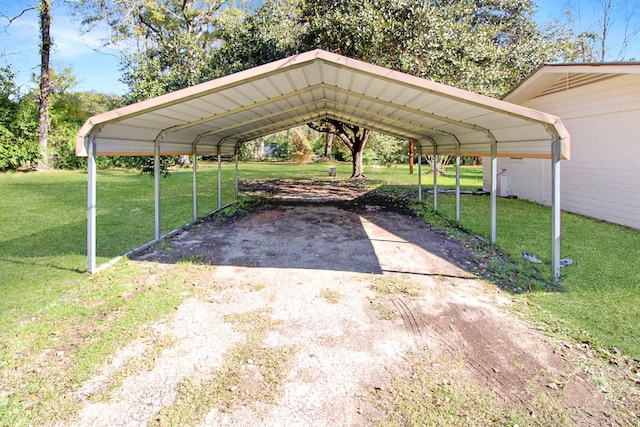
[
  {"xmin": 0, "ymin": 160, "xmax": 639, "ymax": 424},
  {"xmin": 319, "ymin": 288, "xmax": 342, "ymax": 304},
  {"xmin": 370, "ymin": 277, "xmax": 423, "ymax": 297},
  {"xmin": 407, "ymin": 181, "xmax": 640, "ymax": 358},
  {"xmin": 0, "ymin": 163, "xmax": 236, "ymax": 424}
]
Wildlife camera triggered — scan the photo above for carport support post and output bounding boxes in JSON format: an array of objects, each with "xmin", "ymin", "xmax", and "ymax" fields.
[
  {"xmin": 235, "ymin": 151, "xmax": 239, "ymax": 201},
  {"xmin": 87, "ymin": 136, "xmax": 97, "ymax": 273},
  {"xmin": 433, "ymin": 154, "xmax": 438, "ymax": 211},
  {"xmin": 192, "ymin": 145, "xmax": 198, "ymax": 221},
  {"xmin": 490, "ymin": 140, "xmax": 497, "ymax": 244},
  {"xmin": 154, "ymin": 141, "xmax": 161, "ymax": 240},
  {"xmin": 418, "ymin": 154, "xmax": 422, "ymax": 202},
  {"xmin": 552, "ymin": 138, "xmax": 561, "ymax": 280},
  {"xmin": 217, "ymin": 150, "xmax": 222, "ymax": 209},
  {"xmin": 455, "ymin": 145, "xmax": 461, "ymax": 223}
]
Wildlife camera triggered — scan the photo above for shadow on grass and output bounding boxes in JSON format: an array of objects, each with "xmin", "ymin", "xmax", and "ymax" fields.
[
  {"xmin": 0, "ymin": 214, "xmax": 155, "ymax": 274},
  {"xmin": 0, "ymin": 256, "xmax": 86, "ymax": 274}
]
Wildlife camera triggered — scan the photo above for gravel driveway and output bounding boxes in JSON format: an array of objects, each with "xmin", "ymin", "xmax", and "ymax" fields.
[{"xmin": 71, "ymin": 181, "xmax": 624, "ymax": 426}]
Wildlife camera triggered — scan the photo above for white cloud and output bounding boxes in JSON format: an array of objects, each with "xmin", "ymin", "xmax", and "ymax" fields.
[{"xmin": 51, "ymin": 15, "xmax": 119, "ymax": 61}]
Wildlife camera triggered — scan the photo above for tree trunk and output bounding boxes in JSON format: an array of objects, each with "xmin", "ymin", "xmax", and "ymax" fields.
[
  {"xmin": 349, "ymin": 129, "xmax": 369, "ymax": 179},
  {"xmin": 37, "ymin": 0, "xmax": 51, "ymax": 170},
  {"xmin": 307, "ymin": 119, "xmax": 369, "ymax": 180},
  {"xmin": 352, "ymin": 144, "xmax": 364, "ymax": 179},
  {"xmin": 323, "ymin": 132, "xmax": 333, "ymax": 160}
]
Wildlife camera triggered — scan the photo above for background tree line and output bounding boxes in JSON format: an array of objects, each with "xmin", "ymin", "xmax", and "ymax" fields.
[{"xmin": 1, "ymin": 0, "xmax": 638, "ymax": 173}]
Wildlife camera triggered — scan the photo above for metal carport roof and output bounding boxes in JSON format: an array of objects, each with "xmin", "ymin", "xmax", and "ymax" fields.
[
  {"xmin": 77, "ymin": 49, "xmax": 569, "ymax": 159},
  {"xmin": 77, "ymin": 49, "xmax": 570, "ymax": 279}
]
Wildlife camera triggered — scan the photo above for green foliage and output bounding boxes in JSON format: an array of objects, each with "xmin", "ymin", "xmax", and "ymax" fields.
[
  {"xmin": 0, "ymin": 66, "xmax": 40, "ymax": 170},
  {"xmin": 0, "ymin": 65, "xmax": 125, "ymax": 171},
  {"xmin": 367, "ymin": 134, "xmax": 408, "ymax": 166},
  {"xmin": 75, "ymin": 0, "xmax": 232, "ymax": 101},
  {"xmin": 379, "ymin": 0, "xmax": 563, "ymax": 96},
  {"xmin": 289, "ymin": 128, "xmax": 313, "ymax": 163},
  {"xmin": 213, "ymin": 0, "xmax": 574, "ymax": 98},
  {"xmin": 120, "ymin": 156, "xmax": 186, "ymax": 177}
]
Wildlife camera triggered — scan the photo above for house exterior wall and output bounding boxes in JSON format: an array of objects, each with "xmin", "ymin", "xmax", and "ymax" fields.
[{"xmin": 484, "ymin": 74, "xmax": 640, "ymax": 230}]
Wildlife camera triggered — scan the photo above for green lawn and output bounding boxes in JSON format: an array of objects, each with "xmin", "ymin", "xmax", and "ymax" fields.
[
  {"xmin": 0, "ymin": 161, "xmax": 638, "ymax": 423},
  {"xmin": 411, "ymin": 174, "xmax": 640, "ymax": 358}
]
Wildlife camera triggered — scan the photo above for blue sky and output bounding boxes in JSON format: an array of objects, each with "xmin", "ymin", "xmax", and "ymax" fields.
[
  {"xmin": 0, "ymin": 0, "xmax": 127, "ymax": 94},
  {"xmin": 1, "ymin": 0, "xmax": 638, "ymax": 96}
]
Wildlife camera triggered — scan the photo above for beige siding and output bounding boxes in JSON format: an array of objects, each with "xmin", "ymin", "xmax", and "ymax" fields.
[{"xmin": 485, "ymin": 74, "xmax": 640, "ymax": 230}]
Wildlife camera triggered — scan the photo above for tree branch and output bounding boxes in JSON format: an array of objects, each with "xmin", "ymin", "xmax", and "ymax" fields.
[{"xmin": 1, "ymin": 7, "xmax": 37, "ymax": 26}]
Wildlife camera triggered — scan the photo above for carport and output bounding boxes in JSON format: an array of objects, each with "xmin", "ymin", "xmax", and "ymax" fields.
[{"xmin": 76, "ymin": 49, "xmax": 570, "ymax": 278}]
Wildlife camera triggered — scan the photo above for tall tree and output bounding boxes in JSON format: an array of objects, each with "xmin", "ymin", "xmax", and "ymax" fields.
[
  {"xmin": 76, "ymin": 0, "xmax": 233, "ymax": 100},
  {"xmin": 38, "ymin": 0, "xmax": 51, "ymax": 169},
  {"xmin": 308, "ymin": 120, "xmax": 371, "ymax": 179},
  {"xmin": 214, "ymin": 0, "xmax": 567, "ymax": 177},
  {"xmin": 0, "ymin": 65, "xmax": 39, "ymax": 171},
  {"xmin": 2, "ymin": 3, "xmax": 49, "ymax": 169},
  {"xmin": 592, "ymin": 0, "xmax": 640, "ymax": 60}
]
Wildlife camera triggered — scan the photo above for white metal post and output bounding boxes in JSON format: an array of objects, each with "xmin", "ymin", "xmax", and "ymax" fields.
[
  {"xmin": 433, "ymin": 153, "xmax": 438, "ymax": 211},
  {"xmin": 418, "ymin": 154, "xmax": 422, "ymax": 202},
  {"xmin": 217, "ymin": 150, "xmax": 222, "ymax": 209},
  {"xmin": 490, "ymin": 141, "xmax": 497, "ymax": 244},
  {"xmin": 87, "ymin": 136, "xmax": 97, "ymax": 273},
  {"xmin": 551, "ymin": 138, "xmax": 562, "ymax": 280},
  {"xmin": 154, "ymin": 141, "xmax": 161, "ymax": 240},
  {"xmin": 235, "ymin": 150, "xmax": 239, "ymax": 201},
  {"xmin": 192, "ymin": 145, "xmax": 198, "ymax": 221},
  {"xmin": 455, "ymin": 146, "xmax": 461, "ymax": 223}
]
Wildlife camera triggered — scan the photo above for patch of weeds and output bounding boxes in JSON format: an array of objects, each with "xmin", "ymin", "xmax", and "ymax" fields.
[
  {"xmin": 216, "ymin": 196, "xmax": 268, "ymax": 218},
  {"xmin": 369, "ymin": 298, "xmax": 397, "ymax": 320},
  {"xmin": 474, "ymin": 249, "xmax": 553, "ymax": 294},
  {"xmin": 370, "ymin": 278, "xmax": 422, "ymax": 298},
  {"xmin": 250, "ymin": 284, "xmax": 265, "ymax": 292},
  {"xmin": 319, "ymin": 288, "xmax": 341, "ymax": 304},
  {"xmin": 354, "ymin": 187, "xmax": 415, "ymax": 212},
  {"xmin": 151, "ymin": 309, "xmax": 297, "ymax": 425},
  {"xmin": 89, "ymin": 331, "xmax": 178, "ymax": 403},
  {"xmin": 371, "ymin": 351, "xmax": 569, "ymax": 427},
  {"xmin": 179, "ymin": 252, "xmax": 206, "ymax": 265}
]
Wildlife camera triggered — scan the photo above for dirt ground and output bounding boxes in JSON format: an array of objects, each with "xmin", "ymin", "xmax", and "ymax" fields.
[{"xmin": 72, "ymin": 180, "xmax": 638, "ymax": 426}]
